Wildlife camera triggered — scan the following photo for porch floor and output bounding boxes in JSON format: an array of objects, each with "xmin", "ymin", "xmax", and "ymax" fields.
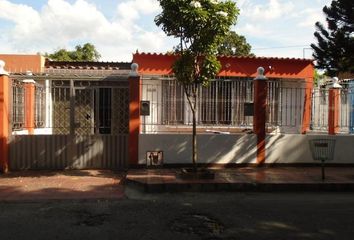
[
  {"xmin": 126, "ymin": 167, "xmax": 354, "ymax": 193},
  {"xmin": 0, "ymin": 170, "xmax": 125, "ymax": 201}
]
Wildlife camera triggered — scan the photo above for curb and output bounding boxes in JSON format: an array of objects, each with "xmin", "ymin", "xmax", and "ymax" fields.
[{"xmin": 126, "ymin": 179, "xmax": 354, "ymax": 193}]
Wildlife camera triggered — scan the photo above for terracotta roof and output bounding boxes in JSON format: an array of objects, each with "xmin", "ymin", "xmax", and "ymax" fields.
[
  {"xmin": 45, "ymin": 60, "xmax": 132, "ymax": 70},
  {"xmin": 135, "ymin": 52, "xmax": 314, "ymax": 63}
]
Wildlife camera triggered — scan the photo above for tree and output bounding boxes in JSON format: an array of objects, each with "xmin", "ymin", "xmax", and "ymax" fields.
[
  {"xmin": 217, "ymin": 31, "xmax": 254, "ymax": 56},
  {"xmin": 47, "ymin": 43, "xmax": 101, "ymax": 61},
  {"xmin": 311, "ymin": 0, "xmax": 354, "ymax": 77},
  {"xmin": 314, "ymin": 69, "xmax": 327, "ymax": 87},
  {"xmin": 155, "ymin": 0, "xmax": 238, "ymax": 170}
]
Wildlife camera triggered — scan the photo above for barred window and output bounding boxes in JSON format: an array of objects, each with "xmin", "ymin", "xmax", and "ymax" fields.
[
  {"xmin": 12, "ymin": 80, "xmax": 25, "ymax": 130},
  {"xmin": 160, "ymin": 78, "xmax": 256, "ymax": 126},
  {"xmin": 162, "ymin": 80, "xmax": 184, "ymax": 124},
  {"xmin": 35, "ymin": 84, "xmax": 46, "ymax": 128},
  {"xmin": 200, "ymin": 80, "xmax": 233, "ymax": 125}
]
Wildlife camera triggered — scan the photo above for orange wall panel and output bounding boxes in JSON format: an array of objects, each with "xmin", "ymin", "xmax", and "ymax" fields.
[
  {"xmin": 133, "ymin": 53, "xmax": 314, "ymax": 81},
  {"xmin": 0, "ymin": 75, "xmax": 10, "ymax": 173},
  {"xmin": 0, "ymin": 54, "xmax": 45, "ymax": 73}
]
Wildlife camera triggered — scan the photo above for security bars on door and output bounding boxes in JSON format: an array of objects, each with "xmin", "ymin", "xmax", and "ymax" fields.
[
  {"xmin": 11, "ymin": 77, "xmax": 129, "ymax": 135},
  {"xmin": 51, "ymin": 79, "xmax": 129, "ymax": 135}
]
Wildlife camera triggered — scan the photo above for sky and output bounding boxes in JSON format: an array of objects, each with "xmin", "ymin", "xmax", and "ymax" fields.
[{"xmin": 0, "ymin": 0, "xmax": 332, "ymax": 62}]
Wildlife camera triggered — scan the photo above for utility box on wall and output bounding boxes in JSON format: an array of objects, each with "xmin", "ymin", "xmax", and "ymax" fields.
[
  {"xmin": 244, "ymin": 102, "xmax": 254, "ymax": 116},
  {"xmin": 140, "ymin": 100, "xmax": 150, "ymax": 116},
  {"xmin": 146, "ymin": 151, "xmax": 163, "ymax": 166}
]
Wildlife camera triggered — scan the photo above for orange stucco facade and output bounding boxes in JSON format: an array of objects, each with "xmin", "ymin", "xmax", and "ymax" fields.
[
  {"xmin": 328, "ymin": 88, "xmax": 340, "ymax": 135},
  {"xmin": 253, "ymin": 79, "xmax": 267, "ymax": 164},
  {"xmin": 129, "ymin": 76, "xmax": 142, "ymax": 166},
  {"xmin": 24, "ymin": 82, "xmax": 35, "ymax": 134},
  {"xmin": 0, "ymin": 74, "xmax": 10, "ymax": 173},
  {"xmin": 133, "ymin": 53, "xmax": 314, "ymax": 81},
  {"xmin": 0, "ymin": 54, "xmax": 45, "ymax": 73}
]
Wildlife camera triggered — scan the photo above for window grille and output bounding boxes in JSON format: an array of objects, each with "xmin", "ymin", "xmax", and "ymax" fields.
[
  {"xmin": 141, "ymin": 78, "xmax": 311, "ymax": 133},
  {"xmin": 51, "ymin": 79, "xmax": 129, "ymax": 135},
  {"xmin": 35, "ymin": 84, "xmax": 46, "ymax": 128},
  {"xmin": 159, "ymin": 78, "xmax": 256, "ymax": 126},
  {"xmin": 12, "ymin": 80, "xmax": 25, "ymax": 130},
  {"xmin": 52, "ymin": 80, "xmax": 71, "ymax": 134}
]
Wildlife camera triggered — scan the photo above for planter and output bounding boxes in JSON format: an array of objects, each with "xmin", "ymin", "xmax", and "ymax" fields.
[{"xmin": 176, "ymin": 168, "xmax": 215, "ymax": 180}]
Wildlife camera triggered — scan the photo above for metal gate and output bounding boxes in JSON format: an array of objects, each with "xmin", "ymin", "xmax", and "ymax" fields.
[{"xmin": 9, "ymin": 75, "xmax": 130, "ymax": 170}]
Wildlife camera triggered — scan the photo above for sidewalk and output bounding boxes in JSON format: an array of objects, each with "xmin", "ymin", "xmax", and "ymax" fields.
[
  {"xmin": 0, "ymin": 170, "xmax": 125, "ymax": 201},
  {"xmin": 1, "ymin": 167, "xmax": 354, "ymax": 201},
  {"xmin": 126, "ymin": 167, "xmax": 354, "ymax": 193}
]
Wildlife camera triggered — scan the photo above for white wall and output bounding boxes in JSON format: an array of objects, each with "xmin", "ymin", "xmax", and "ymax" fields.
[
  {"xmin": 266, "ymin": 134, "xmax": 354, "ymax": 164},
  {"xmin": 139, "ymin": 134, "xmax": 258, "ymax": 165},
  {"xmin": 139, "ymin": 133, "xmax": 354, "ymax": 165},
  {"xmin": 141, "ymin": 79, "xmax": 162, "ymax": 133}
]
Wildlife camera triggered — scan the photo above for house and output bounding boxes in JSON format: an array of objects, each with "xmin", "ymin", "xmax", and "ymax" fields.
[
  {"xmin": 132, "ymin": 53, "xmax": 316, "ymax": 165},
  {"xmin": 1, "ymin": 52, "xmax": 353, "ymax": 172},
  {"xmin": 133, "ymin": 53, "xmax": 314, "ymax": 134}
]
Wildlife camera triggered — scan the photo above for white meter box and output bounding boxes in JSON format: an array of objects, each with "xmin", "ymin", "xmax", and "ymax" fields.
[{"xmin": 146, "ymin": 151, "xmax": 163, "ymax": 166}]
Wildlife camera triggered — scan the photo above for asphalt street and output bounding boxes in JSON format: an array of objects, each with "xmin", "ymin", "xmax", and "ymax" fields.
[{"xmin": 0, "ymin": 191, "xmax": 354, "ymax": 240}]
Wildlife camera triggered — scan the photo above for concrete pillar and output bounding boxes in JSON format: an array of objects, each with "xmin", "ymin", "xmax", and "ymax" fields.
[
  {"xmin": 23, "ymin": 73, "xmax": 36, "ymax": 134},
  {"xmin": 328, "ymin": 77, "xmax": 342, "ymax": 135},
  {"xmin": 253, "ymin": 67, "xmax": 267, "ymax": 165},
  {"xmin": 0, "ymin": 60, "xmax": 10, "ymax": 173},
  {"xmin": 128, "ymin": 63, "xmax": 141, "ymax": 167}
]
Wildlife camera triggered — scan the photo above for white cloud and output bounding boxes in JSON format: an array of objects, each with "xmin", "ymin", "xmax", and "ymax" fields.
[
  {"xmin": 296, "ymin": 8, "xmax": 326, "ymax": 27},
  {"xmin": 235, "ymin": 23, "xmax": 272, "ymax": 37},
  {"xmin": 116, "ymin": 0, "xmax": 160, "ymax": 24},
  {"xmin": 240, "ymin": 0, "xmax": 295, "ymax": 21},
  {"xmin": 0, "ymin": 0, "xmax": 164, "ymax": 61},
  {"xmin": 234, "ymin": 0, "xmax": 333, "ymax": 58},
  {"xmin": 0, "ymin": 0, "xmax": 334, "ymax": 60}
]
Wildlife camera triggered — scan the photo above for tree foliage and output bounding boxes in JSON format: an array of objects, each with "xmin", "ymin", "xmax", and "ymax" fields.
[
  {"xmin": 155, "ymin": 0, "xmax": 238, "ymax": 167},
  {"xmin": 46, "ymin": 43, "xmax": 101, "ymax": 61},
  {"xmin": 311, "ymin": 0, "xmax": 354, "ymax": 77},
  {"xmin": 217, "ymin": 31, "xmax": 254, "ymax": 56}
]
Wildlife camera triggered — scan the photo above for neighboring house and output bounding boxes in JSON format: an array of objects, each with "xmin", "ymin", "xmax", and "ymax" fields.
[
  {"xmin": 338, "ymin": 78, "xmax": 354, "ymax": 133},
  {"xmin": 311, "ymin": 76, "xmax": 354, "ymax": 133},
  {"xmin": 0, "ymin": 54, "xmax": 133, "ymax": 171}
]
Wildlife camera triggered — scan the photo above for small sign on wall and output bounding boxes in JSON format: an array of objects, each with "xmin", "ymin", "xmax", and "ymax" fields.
[
  {"xmin": 140, "ymin": 100, "xmax": 150, "ymax": 116},
  {"xmin": 146, "ymin": 151, "xmax": 163, "ymax": 166},
  {"xmin": 244, "ymin": 102, "xmax": 254, "ymax": 116}
]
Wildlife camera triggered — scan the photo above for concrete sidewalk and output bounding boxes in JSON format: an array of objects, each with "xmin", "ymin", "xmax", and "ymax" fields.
[
  {"xmin": 1, "ymin": 167, "xmax": 354, "ymax": 201},
  {"xmin": 0, "ymin": 170, "xmax": 125, "ymax": 201},
  {"xmin": 126, "ymin": 167, "xmax": 354, "ymax": 193}
]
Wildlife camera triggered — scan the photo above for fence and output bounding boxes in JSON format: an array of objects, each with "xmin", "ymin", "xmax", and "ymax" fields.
[
  {"xmin": 311, "ymin": 84, "xmax": 354, "ymax": 133},
  {"xmin": 11, "ymin": 78, "xmax": 130, "ymax": 135},
  {"xmin": 10, "ymin": 76, "xmax": 354, "ymax": 136},
  {"xmin": 8, "ymin": 75, "xmax": 130, "ymax": 170},
  {"xmin": 140, "ymin": 77, "xmax": 307, "ymax": 133}
]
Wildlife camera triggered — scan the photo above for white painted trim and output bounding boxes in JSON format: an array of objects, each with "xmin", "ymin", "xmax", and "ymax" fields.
[{"xmin": 0, "ymin": 60, "xmax": 9, "ymax": 76}]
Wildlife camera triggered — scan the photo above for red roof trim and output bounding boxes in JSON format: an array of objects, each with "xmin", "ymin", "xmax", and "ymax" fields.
[{"xmin": 135, "ymin": 52, "xmax": 314, "ymax": 63}]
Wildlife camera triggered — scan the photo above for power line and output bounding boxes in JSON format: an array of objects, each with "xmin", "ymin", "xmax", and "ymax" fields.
[{"xmin": 253, "ymin": 45, "xmax": 310, "ymax": 50}]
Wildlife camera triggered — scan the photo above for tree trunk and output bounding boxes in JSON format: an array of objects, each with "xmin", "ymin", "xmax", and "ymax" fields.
[
  {"xmin": 183, "ymin": 84, "xmax": 198, "ymax": 171},
  {"xmin": 192, "ymin": 107, "xmax": 197, "ymax": 171}
]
